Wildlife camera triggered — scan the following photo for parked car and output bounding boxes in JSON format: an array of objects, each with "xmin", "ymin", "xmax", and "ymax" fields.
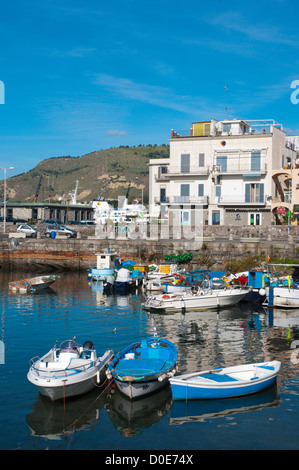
[
  {"xmin": 45, "ymin": 224, "xmax": 77, "ymax": 238},
  {"xmin": 67, "ymin": 220, "xmax": 81, "ymax": 225},
  {"xmin": 0, "ymin": 216, "xmax": 27, "ymax": 224},
  {"xmin": 80, "ymin": 220, "xmax": 95, "ymax": 225},
  {"xmin": 43, "ymin": 219, "xmax": 63, "ymax": 225},
  {"xmin": 17, "ymin": 224, "xmax": 38, "ymax": 238}
]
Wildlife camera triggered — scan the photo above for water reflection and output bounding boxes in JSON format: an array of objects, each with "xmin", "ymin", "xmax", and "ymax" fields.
[
  {"xmin": 105, "ymin": 386, "xmax": 172, "ymax": 437},
  {"xmin": 1, "ymin": 270, "xmax": 299, "ymax": 449},
  {"xmin": 26, "ymin": 386, "xmax": 109, "ymax": 441},
  {"xmin": 169, "ymin": 386, "xmax": 280, "ymax": 425}
]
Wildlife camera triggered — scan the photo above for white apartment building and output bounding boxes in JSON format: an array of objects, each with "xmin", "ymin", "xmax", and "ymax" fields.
[{"xmin": 149, "ymin": 119, "xmax": 299, "ymax": 227}]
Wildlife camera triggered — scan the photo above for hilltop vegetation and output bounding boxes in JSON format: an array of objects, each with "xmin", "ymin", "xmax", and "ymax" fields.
[{"xmin": 3, "ymin": 144, "xmax": 169, "ymax": 205}]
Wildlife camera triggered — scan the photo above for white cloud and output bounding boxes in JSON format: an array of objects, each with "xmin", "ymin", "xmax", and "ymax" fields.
[
  {"xmin": 106, "ymin": 130, "xmax": 127, "ymax": 136},
  {"xmin": 209, "ymin": 11, "xmax": 299, "ymax": 48},
  {"xmin": 93, "ymin": 74, "xmax": 215, "ymax": 115}
]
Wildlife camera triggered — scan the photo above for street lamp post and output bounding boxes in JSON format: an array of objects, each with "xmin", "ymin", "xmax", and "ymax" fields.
[{"xmin": 1, "ymin": 167, "xmax": 14, "ymax": 234}]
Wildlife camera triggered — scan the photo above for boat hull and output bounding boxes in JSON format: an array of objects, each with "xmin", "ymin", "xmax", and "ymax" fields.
[
  {"xmin": 87, "ymin": 268, "xmax": 115, "ymax": 281},
  {"xmin": 142, "ymin": 288, "xmax": 249, "ymax": 312},
  {"xmin": 114, "ymin": 373, "xmax": 170, "ymax": 399},
  {"xmin": 266, "ymin": 286, "xmax": 299, "ymax": 308},
  {"xmin": 28, "ymin": 349, "xmax": 114, "ymax": 401},
  {"xmin": 170, "ymin": 361, "xmax": 281, "ymax": 401},
  {"xmin": 9, "ymin": 275, "xmax": 60, "ymax": 293},
  {"xmin": 34, "ymin": 372, "xmax": 104, "ymax": 401}
]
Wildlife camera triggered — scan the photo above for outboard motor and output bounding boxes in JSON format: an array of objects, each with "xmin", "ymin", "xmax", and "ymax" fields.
[{"xmin": 83, "ymin": 340, "xmax": 94, "ymax": 350}]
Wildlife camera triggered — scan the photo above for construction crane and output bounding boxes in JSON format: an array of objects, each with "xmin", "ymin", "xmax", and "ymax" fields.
[{"xmin": 34, "ymin": 174, "xmax": 44, "ymax": 203}]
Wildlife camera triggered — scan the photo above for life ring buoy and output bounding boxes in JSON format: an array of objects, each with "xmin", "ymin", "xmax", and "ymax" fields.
[{"xmin": 162, "ymin": 294, "xmax": 170, "ymax": 299}]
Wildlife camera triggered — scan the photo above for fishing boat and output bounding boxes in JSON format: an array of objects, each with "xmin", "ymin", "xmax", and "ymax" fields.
[
  {"xmin": 87, "ymin": 251, "xmax": 118, "ymax": 281},
  {"xmin": 106, "ymin": 336, "xmax": 178, "ymax": 399},
  {"xmin": 142, "ymin": 286, "xmax": 250, "ymax": 312},
  {"xmin": 9, "ymin": 274, "xmax": 60, "ymax": 293},
  {"xmin": 27, "ymin": 338, "xmax": 114, "ymax": 401},
  {"xmin": 161, "ymin": 271, "xmax": 228, "ymax": 294},
  {"xmin": 169, "ymin": 361, "xmax": 281, "ymax": 400}
]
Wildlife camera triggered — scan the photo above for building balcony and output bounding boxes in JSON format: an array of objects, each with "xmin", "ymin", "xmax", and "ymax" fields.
[
  {"xmin": 154, "ymin": 196, "xmax": 209, "ymax": 205},
  {"xmin": 161, "ymin": 164, "xmax": 267, "ymax": 178},
  {"xmin": 217, "ymin": 195, "xmax": 269, "ymax": 206}
]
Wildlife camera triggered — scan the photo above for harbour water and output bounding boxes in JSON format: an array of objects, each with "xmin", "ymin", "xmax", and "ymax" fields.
[{"xmin": 1, "ymin": 270, "xmax": 299, "ymax": 450}]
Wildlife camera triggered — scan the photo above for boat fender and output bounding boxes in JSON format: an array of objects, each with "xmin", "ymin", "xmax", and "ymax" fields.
[
  {"xmin": 167, "ymin": 371, "xmax": 175, "ymax": 377},
  {"xmin": 96, "ymin": 370, "xmax": 100, "ymax": 383},
  {"xmin": 259, "ymin": 288, "xmax": 266, "ymax": 296},
  {"xmin": 106, "ymin": 370, "xmax": 112, "ymax": 379},
  {"xmin": 158, "ymin": 373, "xmax": 167, "ymax": 382},
  {"xmin": 162, "ymin": 294, "xmax": 170, "ymax": 299}
]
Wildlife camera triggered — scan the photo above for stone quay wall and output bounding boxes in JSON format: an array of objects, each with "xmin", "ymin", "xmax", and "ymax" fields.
[{"xmin": 0, "ymin": 225, "xmax": 298, "ymax": 273}]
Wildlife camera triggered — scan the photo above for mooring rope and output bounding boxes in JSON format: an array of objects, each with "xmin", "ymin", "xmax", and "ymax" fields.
[{"xmin": 61, "ymin": 376, "xmax": 114, "ymax": 438}]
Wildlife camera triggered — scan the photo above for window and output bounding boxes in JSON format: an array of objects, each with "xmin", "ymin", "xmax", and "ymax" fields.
[
  {"xmin": 160, "ymin": 187, "xmax": 166, "ymax": 203},
  {"xmin": 251, "ymin": 152, "xmax": 261, "ymax": 171},
  {"xmin": 245, "ymin": 183, "xmax": 264, "ymax": 203},
  {"xmin": 250, "ymin": 213, "xmax": 261, "ymax": 226},
  {"xmin": 180, "ymin": 184, "xmax": 190, "ymax": 202},
  {"xmin": 198, "ymin": 184, "xmax": 204, "ymax": 197},
  {"xmin": 212, "ymin": 211, "xmax": 220, "ymax": 225},
  {"xmin": 199, "ymin": 153, "xmax": 205, "ymax": 167},
  {"xmin": 216, "ymin": 155, "xmax": 227, "ymax": 172},
  {"xmin": 215, "ymin": 186, "xmax": 221, "ymax": 198},
  {"xmin": 32, "ymin": 208, "xmax": 38, "ymax": 220},
  {"xmin": 181, "ymin": 154, "xmax": 190, "ymax": 173},
  {"xmin": 222, "ymin": 123, "xmax": 231, "ymax": 133},
  {"xmin": 180, "ymin": 210, "xmax": 190, "ymax": 225}
]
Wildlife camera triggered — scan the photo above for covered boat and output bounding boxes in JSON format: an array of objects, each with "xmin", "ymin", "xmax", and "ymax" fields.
[
  {"xmin": 27, "ymin": 338, "xmax": 114, "ymax": 401},
  {"xmin": 142, "ymin": 286, "xmax": 249, "ymax": 312},
  {"xmin": 107, "ymin": 336, "xmax": 178, "ymax": 399},
  {"xmin": 169, "ymin": 361, "xmax": 281, "ymax": 400}
]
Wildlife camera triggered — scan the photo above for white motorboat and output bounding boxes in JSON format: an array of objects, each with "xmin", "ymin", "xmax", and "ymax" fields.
[
  {"xmin": 27, "ymin": 338, "xmax": 114, "ymax": 401},
  {"xmin": 142, "ymin": 286, "xmax": 250, "ymax": 312},
  {"xmin": 264, "ymin": 285, "xmax": 299, "ymax": 308}
]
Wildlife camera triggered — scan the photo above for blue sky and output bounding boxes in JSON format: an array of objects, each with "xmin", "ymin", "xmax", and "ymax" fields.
[{"xmin": 1, "ymin": 0, "xmax": 299, "ymax": 178}]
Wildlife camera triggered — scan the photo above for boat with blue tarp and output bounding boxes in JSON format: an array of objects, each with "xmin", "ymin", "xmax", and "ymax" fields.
[{"xmin": 106, "ymin": 336, "xmax": 178, "ymax": 399}]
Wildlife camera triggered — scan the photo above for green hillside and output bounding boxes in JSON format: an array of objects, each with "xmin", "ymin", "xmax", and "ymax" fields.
[{"xmin": 3, "ymin": 144, "xmax": 169, "ymax": 205}]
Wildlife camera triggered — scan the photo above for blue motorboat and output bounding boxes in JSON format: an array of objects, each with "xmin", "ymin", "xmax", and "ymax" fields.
[
  {"xmin": 169, "ymin": 361, "xmax": 281, "ymax": 401},
  {"xmin": 107, "ymin": 336, "xmax": 178, "ymax": 399}
]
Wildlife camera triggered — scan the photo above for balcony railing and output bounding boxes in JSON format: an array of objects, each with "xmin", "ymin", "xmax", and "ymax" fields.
[
  {"xmin": 217, "ymin": 195, "xmax": 269, "ymax": 205},
  {"xmin": 155, "ymin": 196, "xmax": 209, "ymax": 205},
  {"xmin": 159, "ymin": 164, "xmax": 267, "ymax": 176}
]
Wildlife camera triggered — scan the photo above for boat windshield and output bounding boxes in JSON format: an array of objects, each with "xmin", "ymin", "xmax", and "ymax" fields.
[{"xmin": 60, "ymin": 340, "xmax": 79, "ymax": 353}]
